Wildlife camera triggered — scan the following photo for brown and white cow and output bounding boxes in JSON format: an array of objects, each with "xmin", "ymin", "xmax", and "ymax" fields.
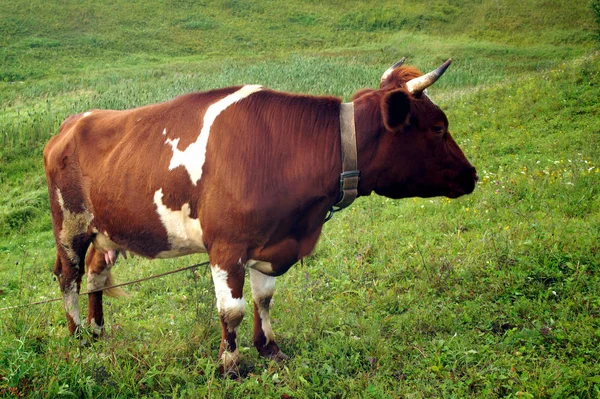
[{"xmin": 43, "ymin": 58, "xmax": 477, "ymax": 374}]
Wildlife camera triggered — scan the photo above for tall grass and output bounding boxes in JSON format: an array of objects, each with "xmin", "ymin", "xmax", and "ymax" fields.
[{"xmin": 593, "ymin": 0, "xmax": 600, "ymax": 46}]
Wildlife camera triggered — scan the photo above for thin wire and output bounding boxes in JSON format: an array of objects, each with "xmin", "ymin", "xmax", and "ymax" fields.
[{"xmin": 0, "ymin": 261, "xmax": 210, "ymax": 312}]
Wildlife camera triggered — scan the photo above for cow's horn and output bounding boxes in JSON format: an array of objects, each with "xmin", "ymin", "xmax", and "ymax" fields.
[
  {"xmin": 380, "ymin": 57, "xmax": 406, "ymax": 84},
  {"xmin": 406, "ymin": 58, "xmax": 452, "ymax": 94}
]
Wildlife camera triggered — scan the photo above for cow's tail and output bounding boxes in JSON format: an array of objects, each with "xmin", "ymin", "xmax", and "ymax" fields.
[{"xmin": 102, "ymin": 270, "xmax": 130, "ymax": 298}]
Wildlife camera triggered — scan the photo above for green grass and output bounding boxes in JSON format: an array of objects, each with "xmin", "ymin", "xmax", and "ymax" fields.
[{"xmin": 1, "ymin": 0, "xmax": 600, "ymax": 397}]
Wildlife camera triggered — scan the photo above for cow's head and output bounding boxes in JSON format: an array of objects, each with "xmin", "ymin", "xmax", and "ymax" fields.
[{"xmin": 353, "ymin": 58, "xmax": 477, "ymax": 199}]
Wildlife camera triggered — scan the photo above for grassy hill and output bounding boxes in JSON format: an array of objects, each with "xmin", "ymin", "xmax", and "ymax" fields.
[
  {"xmin": 1, "ymin": 0, "xmax": 599, "ymax": 397},
  {"xmin": 1, "ymin": 0, "xmax": 594, "ymax": 81}
]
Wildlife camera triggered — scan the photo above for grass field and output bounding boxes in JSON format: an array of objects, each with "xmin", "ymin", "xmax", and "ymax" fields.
[{"xmin": 1, "ymin": 0, "xmax": 599, "ymax": 397}]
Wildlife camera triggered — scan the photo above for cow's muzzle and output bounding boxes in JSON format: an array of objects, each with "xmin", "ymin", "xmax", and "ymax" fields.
[
  {"xmin": 460, "ymin": 167, "xmax": 478, "ymax": 194},
  {"xmin": 449, "ymin": 167, "xmax": 477, "ymax": 198}
]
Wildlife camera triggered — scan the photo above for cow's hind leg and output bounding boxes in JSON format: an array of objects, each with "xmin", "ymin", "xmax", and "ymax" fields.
[
  {"xmin": 48, "ymin": 187, "xmax": 93, "ymax": 335},
  {"xmin": 53, "ymin": 252, "xmax": 85, "ymax": 334},
  {"xmin": 209, "ymin": 255, "xmax": 247, "ymax": 377},
  {"xmin": 86, "ymin": 246, "xmax": 129, "ymax": 336},
  {"xmin": 85, "ymin": 247, "xmax": 109, "ymax": 336},
  {"xmin": 53, "ymin": 242, "xmax": 89, "ymax": 335},
  {"xmin": 249, "ymin": 267, "xmax": 287, "ymax": 361}
]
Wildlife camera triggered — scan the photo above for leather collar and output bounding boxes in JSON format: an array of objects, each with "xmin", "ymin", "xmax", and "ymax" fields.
[{"xmin": 326, "ymin": 102, "xmax": 360, "ymax": 221}]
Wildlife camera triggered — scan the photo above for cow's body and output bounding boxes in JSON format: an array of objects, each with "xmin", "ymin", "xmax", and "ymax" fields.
[
  {"xmin": 47, "ymin": 86, "xmax": 340, "ymax": 266},
  {"xmin": 44, "ymin": 60, "xmax": 477, "ymax": 375}
]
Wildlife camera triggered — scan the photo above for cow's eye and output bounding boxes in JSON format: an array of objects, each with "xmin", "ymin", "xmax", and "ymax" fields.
[{"xmin": 433, "ymin": 125, "xmax": 445, "ymax": 135}]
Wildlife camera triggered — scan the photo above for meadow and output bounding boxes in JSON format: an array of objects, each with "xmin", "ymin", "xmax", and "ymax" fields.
[{"xmin": 1, "ymin": 0, "xmax": 599, "ymax": 397}]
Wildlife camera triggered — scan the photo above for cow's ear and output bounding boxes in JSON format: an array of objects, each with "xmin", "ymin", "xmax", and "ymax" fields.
[{"xmin": 381, "ymin": 89, "xmax": 411, "ymax": 132}]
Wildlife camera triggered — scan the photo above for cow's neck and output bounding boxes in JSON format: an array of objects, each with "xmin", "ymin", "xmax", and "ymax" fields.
[
  {"xmin": 352, "ymin": 95, "xmax": 385, "ymax": 198},
  {"xmin": 325, "ymin": 99, "xmax": 381, "ymax": 221}
]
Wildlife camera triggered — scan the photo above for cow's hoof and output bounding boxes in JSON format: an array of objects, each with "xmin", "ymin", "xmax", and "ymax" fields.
[
  {"xmin": 220, "ymin": 366, "xmax": 241, "ymax": 380},
  {"xmin": 220, "ymin": 349, "xmax": 241, "ymax": 379},
  {"xmin": 268, "ymin": 350, "xmax": 289, "ymax": 362},
  {"xmin": 260, "ymin": 347, "xmax": 288, "ymax": 362},
  {"xmin": 88, "ymin": 321, "xmax": 104, "ymax": 339},
  {"xmin": 68, "ymin": 317, "xmax": 82, "ymax": 337},
  {"xmin": 70, "ymin": 324, "xmax": 84, "ymax": 339},
  {"xmin": 258, "ymin": 342, "xmax": 289, "ymax": 362}
]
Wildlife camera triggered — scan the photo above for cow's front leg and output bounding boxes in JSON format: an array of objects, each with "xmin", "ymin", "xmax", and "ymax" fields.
[
  {"xmin": 210, "ymin": 261, "xmax": 246, "ymax": 376},
  {"xmin": 249, "ymin": 267, "xmax": 287, "ymax": 361}
]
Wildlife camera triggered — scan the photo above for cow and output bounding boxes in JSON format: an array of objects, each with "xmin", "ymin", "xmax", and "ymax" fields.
[{"xmin": 43, "ymin": 58, "xmax": 477, "ymax": 375}]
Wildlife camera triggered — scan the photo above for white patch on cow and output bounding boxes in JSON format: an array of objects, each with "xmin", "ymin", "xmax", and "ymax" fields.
[
  {"xmin": 153, "ymin": 189, "xmax": 206, "ymax": 258},
  {"xmin": 211, "ymin": 265, "xmax": 246, "ymax": 331},
  {"xmin": 87, "ymin": 267, "xmax": 111, "ymax": 292},
  {"xmin": 221, "ymin": 348, "xmax": 240, "ymax": 371},
  {"xmin": 89, "ymin": 318, "xmax": 103, "ymax": 335},
  {"xmin": 63, "ymin": 280, "xmax": 80, "ymax": 326},
  {"xmin": 247, "ymin": 259, "xmax": 274, "ymax": 274},
  {"xmin": 165, "ymin": 84, "xmax": 263, "ymax": 185},
  {"xmin": 83, "ymin": 111, "xmax": 92, "ymax": 117},
  {"xmin": 250, "ymin": 268, "xmax": 276, "ymax": 344},
  {"xmin": 56, "ymin": 188, "xmax": 93, "ymax": 265},
  {"xmin": 249, "ymin": 268, "xmax": 276, "ymax": 300},
  {"xmin": 162, "ymin": 128, "xmax": 167, "ymax": 135}
]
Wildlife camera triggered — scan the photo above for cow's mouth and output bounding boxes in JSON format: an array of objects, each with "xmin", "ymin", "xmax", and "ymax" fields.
[{"xmin": 446, "ymin": 168, "xmax": 477, "ymax": 198}]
